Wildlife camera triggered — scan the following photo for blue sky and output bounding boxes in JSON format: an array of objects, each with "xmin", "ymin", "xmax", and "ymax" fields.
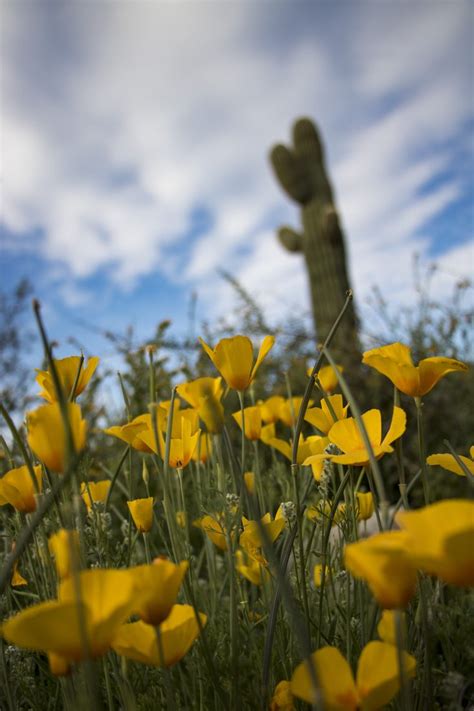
[{"xmin": 1, "ymin": 0, "xmax": 473, "ymax": 372}]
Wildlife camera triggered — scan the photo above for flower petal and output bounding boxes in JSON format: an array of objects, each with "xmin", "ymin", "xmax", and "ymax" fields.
[{"xmin": 357, "ymin": 640, "xmax": 416, "ymax": 711}]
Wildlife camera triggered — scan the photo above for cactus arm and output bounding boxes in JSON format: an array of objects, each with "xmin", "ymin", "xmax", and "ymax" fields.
[
  {"xmin": 269, "ymin": 144, "xmax": 312, "ymax": 204},
  {"xmin": 277, "ymin": 227, "xmax": 304, "ymax": 253}
]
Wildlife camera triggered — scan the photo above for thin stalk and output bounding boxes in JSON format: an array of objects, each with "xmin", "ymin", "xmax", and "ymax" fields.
[{"xmin": 415, "ymin": 398, "xmax": 431, "ymax": 504}]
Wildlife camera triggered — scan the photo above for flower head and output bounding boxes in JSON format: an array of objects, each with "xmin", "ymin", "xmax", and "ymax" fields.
[
  {"xmin": 344, "ymin": 531, "xmax": 417, "ymax": 609},
  {"xmin": 309, "ymin": 363, "xmax": 344, "ymax": 394},
  {"xmin": 176, "ymin": 377, "xmax": 224, "ymax": 433},
  {"xmin": 258, "ymin": 396, "xmax": 285, "ymax": 424},
  {"xmin": 235, "ymin": 549, "xmax": 269, "ymax": 586},
  {"xmin": 80, "ymin": 480, "xmax": 110, "ymax": 511},
  {"xmin": 199, "ymin": 334, "xmax": 274, "ymax": 391},
  {"xmin": 194, "ymin": 513, "xmax": 230, "ymax": 551},
  {"xmin": 127, "ymin": 497, "xmax": 154, "ymax": 533},
  {"xmin": 278, "ymin": 397, "xmax": 310, "ymax": 428},
  {"xmin": 305, "ymin": 394, "xmax": 348, "ymax": 436},
  {"xmin": 112, "ymin": 604, "xmax": 206, "ymax": 667},
  {"xmin": 2, "ymin": 568, "xmax": 137, "ymax": 662},
  {"xmin": 48, "ymin": 529, "xmax": 81, "ymax": 580},
  {"xmin": 291, "ymin": 642, "xmax": 416, "ymax": 710},
  {"xmin": 0, "ymin": 465, "xmax": 42, "ymax": 513},
  {"xmin": 130, "ymin": 558, "xmax": 188, "ymax": 625},
  {"xmin": 27, "ymin": 403, "xmax": 87, "ymax": 472},
  {"xmin": 396, "ymin": 499, "xmax": 474, "ymax": 587},
  {"xmin": 427, "ymin": 447, "xmax": 474, "ymax": 477},
  {"xmin": 305, "ymin": 407, "xmax": 406, "ymax": 469},
  {"xmin": 232, "ymin": 406, "xmax": 262, "ymax": 441},
  {"xmin": 36, "ymin": 356, "xmax": 99, "ymax": 403},
  {"xmin": 270, "ymin": 680, "xmax": 295, "ymax": 711},
  {"xmin": 104, "ymin": 415, "xmax": 152, "ymax": 453},
  {"xmin": 362, "ymin": 342, "xmax": 468, "ymax": 398}
]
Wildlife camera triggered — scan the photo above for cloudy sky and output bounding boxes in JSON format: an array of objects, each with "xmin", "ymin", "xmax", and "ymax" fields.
[{"xmin": 1, "ymin": 0, "xmax": 473, "ymax": 362}]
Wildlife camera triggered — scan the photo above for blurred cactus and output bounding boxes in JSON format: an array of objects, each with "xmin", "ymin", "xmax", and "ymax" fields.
[{"xmin": 270, "ymin": 118, "xmax": 360, "ymax": 363}]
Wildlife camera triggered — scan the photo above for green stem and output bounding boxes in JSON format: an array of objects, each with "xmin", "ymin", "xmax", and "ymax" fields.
[{"xmin": 415, "ymin": 398, "xmax": 431, "ymax": 504}]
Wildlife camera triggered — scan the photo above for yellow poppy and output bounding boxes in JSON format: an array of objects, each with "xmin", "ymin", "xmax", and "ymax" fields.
[
  {"xmin": 48, "ymin": 529, "xmax": 81, "ymax": 580},
  {"xmin": 191, "ymin": 432, "xmax": 212, "ymax": 464},
  {"xmin": 313, "ymin": 564, "xmax": 331, "ymax": 587},
  {"xmin": 355, "ymin": 492, "xmax": 375, "ymax": 521},
  {"xmin": 278, "ymin": 397, "xmax": 311, "ymax": 428},
  {"xmin": 258, "ymin": 396, "xmax": 285, "ymax": 424},
  {"xmin": 36, "ymin": 356, "xmax": 99, "ymax": 403},
  {"xmin": 344, "ymin": 531, "xmax": 417, "ymax": 609},
  {"xmin": 127, "ymin": 497, "xmax": 154, "ymax": 533},
  {"xmin": 27, "ymin": 403, "xmax": 87, "ymax": 473},
  {"xmin": 308, "ymin": 364, "xmax": 344, "ymax": 394},
  {"xmin": 2, "ymin": 568, "xmax": 137, "ymax": 662},
  {"xmin": 427, "ymin": 446, "xmax": 474, "ymax": 477},
  {"xmin": 304, "ymin": 395, "xmax": 348, "ymax": 436},
  {"xmin": 306, "ymin": 501, "xmax": 342, "ymax": 527},
  {"xmin": 362, "ymin": 342, "xmax": 468, "ymax": 398},
  {"xmin": 235, "ymin": 549, "xmax": 269, "ymax": 586},
  {"xmin": 270, "ymin": 680, "xmax": 295, "ymax": 711},
  {"xmin": 396, "ymin": 499, "xmax": 474, "ymax": 586},
  {"xmin": 104, "ymin": 414, "xmax": 152, "ymax": 453},
  {"xmin": 80, "ymin": 480, "xmax": 111, "ymax": 511},
  {"xmin": 176, "ymin": 377, "xmax": 224, "ymax": 433},
  {"xmin": 199, "ymin": 334, "xmax": 274, "ymax": 391},
  {"xmin": 194, "ymin": 513, "xmax": 229, "ymax": 551},
  {"xmin": 305, "ymin": 407, "xmax": 406, "ymax": 469},
  {"xmin": 0, "ymin": 465, "xmax": 43, "ymax": 513},
  {"xmin": 11, "ymin": 561, "xmax": 28, "ymax": 587},
  {"xmin": 244, "ymin": 471, "xmax": 256, "ymax": 494},
  {"xmin": 377, "ymin": 610, "xmax": 402, "ymax": 646},
  {"xmin": 232, "ymin": 406, "xmax": 262, "ymax": 441},
  {"xmin": 291, "ymin": 641, "xmax": 416, "ymax": 710},
  {"xmin": 240, "ymin": 509, "xmax": 285, "ymax": 564},
  {"xmin": 137, "ymin": 413, "xmax": 200, "ymax": 468},
  {"xmin": 265, "ymin": 432, "xmax": 328, "ymax": 470},
  {"xmin": 130, "ymin": 558, "xmax": 188, "ymax": 626},
  {"xmin": 112, "ymin": 604, "xmax": 206, "ymax": 667}
]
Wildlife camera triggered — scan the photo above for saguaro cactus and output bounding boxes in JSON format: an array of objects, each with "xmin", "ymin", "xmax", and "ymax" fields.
[{"xmin": 270, "ymin": 118, "xmax": 361, "ymax": 363}]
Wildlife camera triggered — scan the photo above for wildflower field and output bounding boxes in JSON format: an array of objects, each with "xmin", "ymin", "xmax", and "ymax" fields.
[{"xmin": 0, "ymin": 294, "xmax": 473, "ymax": 711}]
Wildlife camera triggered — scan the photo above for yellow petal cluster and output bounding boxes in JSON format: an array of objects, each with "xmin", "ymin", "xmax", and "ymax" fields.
[
  {"xmin": 362, "ymin": 342, "xmax": 467, "ymax": 398},
  {"xmin": 36, "ymin": 356, "xmax": 99, "ymax": 403},
  {"xmin": 0, "ymin": 465, "xmax": 42, "ymax": 513},
  {"xmin": 199, "ymin": 334, "xmax": 274, "ymax": 391},
  {"xmin": 27, "ymin": 403, "xmax": 87, "ymax": 472}
]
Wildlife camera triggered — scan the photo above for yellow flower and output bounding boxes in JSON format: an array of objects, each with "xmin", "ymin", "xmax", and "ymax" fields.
[
  {"xmin": 304, "ymin": 394, "xmax": 348, "ymax": 436},
  {"xmin": 137, "ymin": 413, "xmax": 200, "ymax": 468},
  {"xmin": 362, "ymin": 342, "xmax": 468, "ymax": 398},
  {"xmin": 308, "ymin": 364, "xmax": 344, "ymax": 394},
  {"xmin": 258, "ymin": 396, "xmax": 285, "ymax": 424},
  {"xmin": 240, "ymin": 510, "xmax": 285, "ymax": 564},
  {"xmin": 396, "ymin": 499, "xmax": 474, "ymax": 586},
  {"xmin": 11, "ymin": 561, "xmax": 28, "ymax": 587},
  {"xmin": 36, "ymin": 355, "xmax": 99, "ymax": 403},
  {"xmin": 278, "ymin": 397, "xmax": 311, "ymax": 428},
  {"xmin": 291, "ymin": 641, "xmax": 416, "ymax": 710},
  {"xmin": 344, "ymin": 531, "xmax": 417, "ymax": 609},
  {"xmin": 104, "ymin": 414, "xmax": 152, "ymax": 453},
  {"xmin": 176, "ymin": 511, "xmax": 187, "ymax": 528},
  {"xmin": 127, "ymin": 497, "xmax": 154, "ymax": 533},
  {"xmin": 0, "ymin": 465, "xmax": 43, "ymax": 513},
  {"xmin": 377, "ymin": 610, "xmax": 402, "ymax": 646},
  {"xmin": 244, "ymin": 471, "xmax": 255, "ymax": 494},
  {"xmin": 194, "ymin": 513, "xmax": 230, "ymax": 551},
  {"xmin": 270, "ymin": 680, "xmax": 295, "ymax": 711},
  {"xmin": 232, "ymin": 406, "xmax": 262, "ymax": 441},
  {"xmin": 313, "ymin": 564, "xmax": 331, "ymax": 587},
  {"xmin": 80, "ymin": 480, "xmax": 110, "ymax": 511},
  {"xmin": 306, "ymin": 501, "xmax": 342, "ymax": 527},
  {"xmin": 2, "ymin": 568, "xmax": 137, "ymax": 662},
  {"xmin": 235, "ymin": 549, "xmax": 269, "ymax": 586},
  {"xmin": 199, "ymin": 334, "xmax": 274, "ymax": 391},
  {"xmin": 265, "ymin": 432, "xmax": 328, "ymax": 469},
  {"xmin": 130, "ymin": 558, "xmax": 189, "ymax": 625},
  {"xmin": 48, "ymin": 529, "xmax": 81, "ymax": 580},
  {"xmin": 191, "ymin": 432, "xmax": 212, "ymax": 464},
  {"xmin": 356, "ymin": 492, "xmax": 375, "ymax": 521},
  {"xmin": 305, "ymin": 407, "xmax": 406, "ymax": 469},
  {"xmin": 427, "ymin": 446, "xmax": 474, "ymax": 477},
  {"xmin": 176, "ymin": 377, "xmax": 224, "ymax": 433},
  {"xmin": 27, "ymin": 403, "xmax": 87, "ymax": 472},
  {"xmin": 112, "ymin": 604, "xmax": 206, "ymax": 667}
]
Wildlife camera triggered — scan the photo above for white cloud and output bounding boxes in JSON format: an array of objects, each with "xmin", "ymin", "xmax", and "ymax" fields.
[{"xmin": 0, "ymin": 0, "xmax": 472, "ymax": 335}]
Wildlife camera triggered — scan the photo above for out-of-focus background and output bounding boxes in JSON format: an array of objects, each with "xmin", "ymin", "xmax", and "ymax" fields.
[{"xmin": 1, "ymin": 1, "xmax": 473, "ymax": 380}]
